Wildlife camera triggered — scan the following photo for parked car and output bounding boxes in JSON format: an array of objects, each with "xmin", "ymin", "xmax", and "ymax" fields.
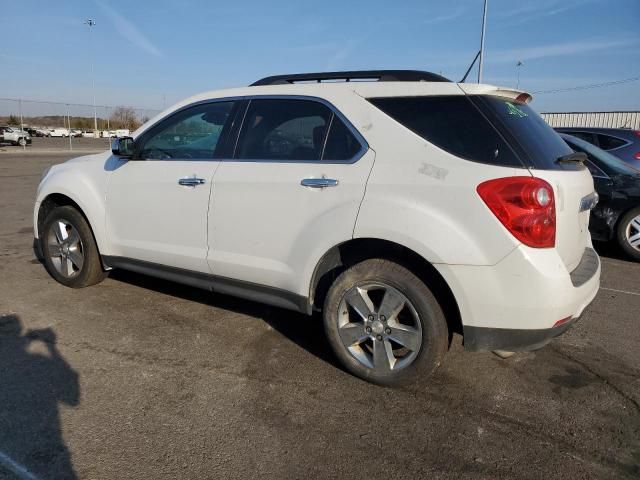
[
  {"xmin": 47, "ymin": 128, "xmax": 70, "ymax": 138},
  {"xmin": 560, "ymin": 133, "xmax": 640, "ymax": 261},
  {"xmin": 555, "ymin": 127, "xmax": 640, "ymax": 170},
  {"xmin": 81, "ymin": 130, "xmax": 96, "ymax": 138},
  {"xmin": 71, "ymin": 130, "xmax": 83, "ymax": 138},
  {"xmin": 113, "ymin": 129, "xmax": 130, "ymax": 138},
  {"xmin": 33, "ymin": 70, "xmax": 600, "ymax": 386},
  {"xmin": 0, "ymin": 125, "xmax": 32, "ymax": 146}
]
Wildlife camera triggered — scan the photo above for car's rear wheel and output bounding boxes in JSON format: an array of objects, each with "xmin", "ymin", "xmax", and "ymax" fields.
[
  {"xmin": 18, "ymin": 137, "xmax": 27, "ymax": 147},
  {"xmin": 323, "ymin": 259, "xmax": 448, "ymax": 387},
  {"xmin": 617, "ymin": 207, "xmax": 640, "ymax": 261},
  {"xmin": 40, "ymin": 206, "xmax": 107, "ymax": 287}
]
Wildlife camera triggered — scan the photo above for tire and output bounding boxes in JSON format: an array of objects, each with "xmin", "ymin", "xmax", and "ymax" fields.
[
  {"xmin": 40, "ymin": 206, "xmax": 107, "ymax": 288},
  {"xmin": 616, "ymin": 207, "xmax": 640, "ymax": 261},
  {"xmin": 323, "ymin": 259, "xmax": 448, "ymax": 387},
  {"xmin": 17, "ymin": 137, "xmax": 26, "ymax": 147}
]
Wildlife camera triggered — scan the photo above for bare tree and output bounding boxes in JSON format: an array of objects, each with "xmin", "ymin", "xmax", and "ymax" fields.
[{"xmin": 109, "ymin": 106, "xmax": 140, "ymax": 130}]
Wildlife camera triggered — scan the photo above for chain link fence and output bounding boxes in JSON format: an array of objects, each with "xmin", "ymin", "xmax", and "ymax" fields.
[{"xmin": 0, "ymin": 97, "xmax": 162, "ymax": 150}]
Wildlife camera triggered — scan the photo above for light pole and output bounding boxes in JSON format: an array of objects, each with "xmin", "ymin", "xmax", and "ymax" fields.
[
  {"xmin": 516, "ymin": 61, "xmax": 523, "ymax": 89},
  {"xmin": 84, "ymin": 19, "xmax": 98, "ymax": 137},
  {"xmin": 478, "ymin": 0, "xmax": 488, "ymax": 83}
]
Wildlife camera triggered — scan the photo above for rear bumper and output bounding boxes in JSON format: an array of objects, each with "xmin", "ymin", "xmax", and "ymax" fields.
[
  {"xmin": 463, "ymin": 314, "xmax": 583, "ymax": 352},
  {"xmin": 435, "ymin": 245, "xmax": 600, "ymax": 352}
]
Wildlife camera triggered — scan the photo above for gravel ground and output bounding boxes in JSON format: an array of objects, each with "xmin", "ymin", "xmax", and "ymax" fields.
[{"xmin": 0, "ymin": 152, "xmax": 639, "ymax": 480}]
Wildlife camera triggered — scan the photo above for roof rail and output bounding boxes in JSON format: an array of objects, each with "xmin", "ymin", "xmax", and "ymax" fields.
[{"xmin": 250, "ymin": 70, "xmax": 451, "ymax": 86}]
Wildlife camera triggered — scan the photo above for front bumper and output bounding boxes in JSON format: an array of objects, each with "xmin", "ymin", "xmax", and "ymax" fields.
[{"xmin": 435, "ymin": 245, "xmax": 600, "ymax": 352}]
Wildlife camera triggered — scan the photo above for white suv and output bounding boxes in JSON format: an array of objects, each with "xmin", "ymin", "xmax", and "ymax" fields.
[{"xmin": 34, "ymin": 70, "xmax": 600, "ymax": 386}]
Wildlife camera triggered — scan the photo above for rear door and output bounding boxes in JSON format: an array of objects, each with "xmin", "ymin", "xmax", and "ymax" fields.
[
  {"xmin": 207, "ymin": 97, "xmax": 374, "ymax": 293},
  {"xmin": 474, "ymin": 96, "xmax": 595, "ymax": 271}
]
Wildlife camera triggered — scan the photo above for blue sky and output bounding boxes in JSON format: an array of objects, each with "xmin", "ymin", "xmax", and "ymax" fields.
[{"xmin": 1, "ymin": 0, "xmax": 639, "ymax": 113}]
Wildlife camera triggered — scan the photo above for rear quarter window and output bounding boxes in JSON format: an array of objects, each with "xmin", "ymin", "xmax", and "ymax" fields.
[{"xmin": 369, "ymin": 96, "xmax": 523, "ymax": 167}]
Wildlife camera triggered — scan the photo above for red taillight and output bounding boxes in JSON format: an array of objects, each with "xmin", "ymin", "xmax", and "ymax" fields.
[
  {"xmin": 477, "ymin": 177, "xmax": 556, "ymax": 248},
  {"xmin": 634, "ymin": 152, "xmax": 640, "ymax": 160},
  {"xmin": 634, "ymin": 130, "xmax": 640, "ymax": 138}
]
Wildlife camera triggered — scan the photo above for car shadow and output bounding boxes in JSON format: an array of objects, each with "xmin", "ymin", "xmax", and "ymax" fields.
[
  {"xmin": 0, "ymin": 314, "xmax": 80, "ymax": 480},
  {"xmin": 108, "ymin": 270, "xmax": 342, "ymax": 369}
]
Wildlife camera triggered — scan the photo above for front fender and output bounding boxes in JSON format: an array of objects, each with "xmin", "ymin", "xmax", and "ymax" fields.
[{"xmin": 34, "ymin": 153, "xmax": 112, "ymax": 254}]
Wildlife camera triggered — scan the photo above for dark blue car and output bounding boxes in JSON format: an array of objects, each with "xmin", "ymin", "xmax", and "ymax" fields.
[{"xmin": 555, "ymin": 127, "xmax": 640, "ymax": 170}]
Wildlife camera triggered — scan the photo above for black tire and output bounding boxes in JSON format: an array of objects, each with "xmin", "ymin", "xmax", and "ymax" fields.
[
  {"xmin": 323, "ymin": 259, "xmax": 448, "ymax": 387},
  {"xmin": 18, "ymin": 137, "xmax": 27, "ymax": 147},
  {"xmin": 616, "ymin": 207, "xmax": 640, "ymax": 262},
  {"xmin": 40, "ymin": 205, "xmax": 107, "ymax": 288}
]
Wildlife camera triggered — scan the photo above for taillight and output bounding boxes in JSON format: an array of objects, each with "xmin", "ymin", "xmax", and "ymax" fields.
[
  {"xmin": 477, "ymin": 177, "xmax": 556, "ymax": 248},
  {"xmin": 633, "ymin": 130, "xmax": 640, "ymax": 138},
  {"xmin": 634, "ymin": 152, "xmax": 640, "ymax": 160}
]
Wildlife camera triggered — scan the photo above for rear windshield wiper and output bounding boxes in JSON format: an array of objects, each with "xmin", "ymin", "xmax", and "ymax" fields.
[{"xmin": 556, "ymin": 152, "xmax": 587, "ymax": 165}]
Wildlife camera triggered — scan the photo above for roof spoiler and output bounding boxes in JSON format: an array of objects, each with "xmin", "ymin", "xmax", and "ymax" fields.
[{"xmin": 458, "ymin": 84, "xmax": 533, "ymax": 104}]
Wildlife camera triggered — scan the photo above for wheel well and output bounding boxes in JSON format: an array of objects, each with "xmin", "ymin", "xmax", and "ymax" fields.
[
  {"xmin": 37, "ymin": 194, "xmax": 90, "ymax": 239},
  {"xmin": 310, "ymin": 238, "xmax": 463, "ymax": 336}
]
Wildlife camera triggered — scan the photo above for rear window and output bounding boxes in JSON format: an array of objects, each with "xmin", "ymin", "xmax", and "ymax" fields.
[
  {"xmin": 369, "ymin": 96, "xmax": 522, "ymax": 167},
  {"xmin": 597, "ymin": 134, "xmax": 627, "ymax": 150},
  {"xmin": 472, "ymin": 96, "xmax": 575, "ymax": 170}
]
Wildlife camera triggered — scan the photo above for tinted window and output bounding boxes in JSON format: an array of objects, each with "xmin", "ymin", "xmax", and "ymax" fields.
[
  {"xmin": 597, "ymin": 134, "xmax": 627, "ymax": 150},
  {"xmin": 323, "ymin": 116, "xmax": 361, "ymax": 160},
  {"xmin": 473, "ymin": 96, "xmax": 574, "ymax": 170},
  {"xmin": 566, "ymin": 131, "xmax": 596, "ymax": 144},
  {"xmin": 139, "ymin": 101, "xmax": 234, "ymax": 160},
  {"xmin": 563, "ymin": 135, "xmax": 640, "ymax": 176},
  {"xmin": 369, "ymin": 96, "xmax": 522, "ymax": 167},
  {"xmin": 236, "ymin": 99, "xmax": 331, "ymax": 160}
]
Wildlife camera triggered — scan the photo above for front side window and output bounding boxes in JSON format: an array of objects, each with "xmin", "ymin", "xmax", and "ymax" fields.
[{"xmin": 138, "ymin": 101, "xmax": 235, "ymax": 160}]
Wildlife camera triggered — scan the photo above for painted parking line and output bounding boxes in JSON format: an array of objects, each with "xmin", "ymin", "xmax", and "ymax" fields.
[
  {"xmin": 600, "ymin": 287, "xmax": 640, "ymax": 297},
  {"xmin": 0, "ymin": 451, "xmax": 39, "ymax": 480}
]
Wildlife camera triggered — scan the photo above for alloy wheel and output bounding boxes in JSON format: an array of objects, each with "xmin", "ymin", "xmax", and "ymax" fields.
[
  {"xmin": 47, "ymin": 219, "xmax": 84, "ymax": 278},
  {"xmin": 337, "ymin": 282, "xmax": 422, "ymax": 372},
  {"xmin": 625, "ymin": 214, "xmax": 640, "ymax": 252}
]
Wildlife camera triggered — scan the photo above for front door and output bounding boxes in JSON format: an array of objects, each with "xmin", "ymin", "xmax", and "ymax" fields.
[{"xmin": 106, "ymin": 100, "xmax": 237, "ymax": 273}]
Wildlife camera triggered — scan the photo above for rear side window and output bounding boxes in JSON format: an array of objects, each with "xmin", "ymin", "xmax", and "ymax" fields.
[
  {"xmin": 369, "ymin": 96, "xmax": 522, "ymax": 167},
  {"xmin": 236, "ymin": 99, "xmax": 330, "ymax": 161},
  {"xmin": 323, "ymin": 116, "xmax": 361, "ymax": 160},
  {"xmin": 235, "ymin": 99, "xmax": 362, "ymax": 161},
  {"xmin": 472, "ymin": 96, "xmax": 575, "ymax": 170},
  {"xmin": 566, "ymin": 131, "xmax": 596, "ymax": 144},
  {"xmin": 597, "ymin": 134, "xmax": 627, "ymax": 150}
]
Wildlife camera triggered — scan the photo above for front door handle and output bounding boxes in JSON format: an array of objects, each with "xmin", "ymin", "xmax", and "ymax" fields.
[
  {"xmin": 300, "ymin": 177, "xmax": 339, "ymax": 188},
  {"xmin": 178, "ymin": 177, "xmax": 206, "ymax": 187}
]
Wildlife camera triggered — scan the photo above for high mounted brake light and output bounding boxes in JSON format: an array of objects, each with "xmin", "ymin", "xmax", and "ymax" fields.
[{"xmin": 477, "ymin": 177, "xmax": 556, "ymax": 248}]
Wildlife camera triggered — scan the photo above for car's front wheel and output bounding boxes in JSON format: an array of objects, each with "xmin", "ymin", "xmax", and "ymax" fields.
[
  {"xmin": 40, "ymin": 206, "xmax": 107, "ymax": 287},
  {"xmin": 617, "ymin": 207, "xmax": 640, "ymax": 261},
  {"xmin": 17, "ymin": 137, "xmax": 27, "ymax": 147},
  {"xmin": 323, "ymin": 259, "xmax": 448, "ymax": 387}
]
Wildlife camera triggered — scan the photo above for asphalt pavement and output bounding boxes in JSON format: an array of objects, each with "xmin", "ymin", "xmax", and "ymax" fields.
[{"xmin": 0, "ymin": 150, "xmax": 639, "ymax": 479}]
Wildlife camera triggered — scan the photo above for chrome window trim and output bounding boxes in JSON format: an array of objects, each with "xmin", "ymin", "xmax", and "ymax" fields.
[
  {"xmin": 596, "ymin": 134, "xmax": 632, "ymax": 152},
  {"xmin": 135, "ymin": 95, "xmax": 369, "ymax": 165}
]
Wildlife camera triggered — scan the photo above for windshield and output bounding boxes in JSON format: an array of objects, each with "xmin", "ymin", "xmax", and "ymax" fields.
[
  {"xmin": 471, "ymin": 95, "xmax": 576, "ymax": 171},
  {"xmin": 561, "ymin": 133, "xmax": 640, "ymax": 176}
]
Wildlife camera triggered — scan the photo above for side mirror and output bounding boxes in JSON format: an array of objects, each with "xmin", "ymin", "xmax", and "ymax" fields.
[{"xmin": 111, "ymin": 136, "xmax": 135, "ymax": 157}]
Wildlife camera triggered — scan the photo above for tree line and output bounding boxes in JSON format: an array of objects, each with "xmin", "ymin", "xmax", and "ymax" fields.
[{"xmin": 0, "ymin": 106, "xmax": 150, "ymax": 130}]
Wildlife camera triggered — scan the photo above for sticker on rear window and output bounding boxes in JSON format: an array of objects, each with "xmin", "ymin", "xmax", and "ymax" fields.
[{"xmin": 505, "ymin": 102, "xmax": 528, "ymax": 118}]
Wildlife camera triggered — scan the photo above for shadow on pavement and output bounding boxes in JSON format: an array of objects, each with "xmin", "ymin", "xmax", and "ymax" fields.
[
  {"xmin": 109, "ymin": 270, "xmax": 342, "ymax": 370},
  {"xmin": 0, "ymin": 315, "xmax": 79, "ymax": 480}
]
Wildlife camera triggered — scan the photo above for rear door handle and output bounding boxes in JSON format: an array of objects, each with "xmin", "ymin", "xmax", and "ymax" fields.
[
  {"xmin": 300, "ymin": 178, "xmax": 339, "ymax": 188},
  {"xmin": 178, "ymin": 177, "xmax": 206, "ymax": 187}
]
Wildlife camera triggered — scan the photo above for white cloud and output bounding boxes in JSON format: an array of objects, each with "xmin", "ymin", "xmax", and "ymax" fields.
[
  {"xmin": 95, "ymin": 0, "xmax": 162, "ymax": 57},
  {"xmin": 489, "ymin": 37, "xmax": 638, "ymax": 64}
]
